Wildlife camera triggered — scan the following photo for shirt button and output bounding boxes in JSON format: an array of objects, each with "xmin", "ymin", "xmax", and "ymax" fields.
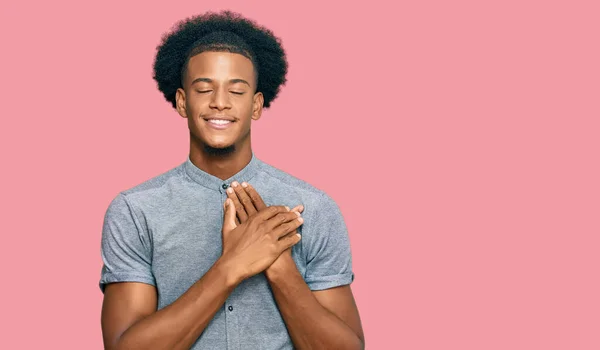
[
  {"xmin": 228, "ymin": 305, "xmax": 233, "ymax": 311},
  {"xmin": 222, "ymin": 183, "xmax": 229, "ymax": 189}
]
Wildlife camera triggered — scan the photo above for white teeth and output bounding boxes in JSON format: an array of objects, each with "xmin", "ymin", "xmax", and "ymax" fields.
[{"xmin": 208, "ymin": 119, "xmax": 231, "ymax": 125}]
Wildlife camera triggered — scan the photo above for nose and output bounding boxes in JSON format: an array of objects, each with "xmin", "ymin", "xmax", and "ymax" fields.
[{"xmin": 209, "ymin": 88, "xmax": 232, "ymax": 111}]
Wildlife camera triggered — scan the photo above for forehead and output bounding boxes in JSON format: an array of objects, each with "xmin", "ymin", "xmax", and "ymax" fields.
[{"xmin": 186, "ymin": 51, "xmax": 255, "ymax": 84}]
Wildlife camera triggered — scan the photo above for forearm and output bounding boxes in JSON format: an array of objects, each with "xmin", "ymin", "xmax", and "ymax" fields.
[
  {"xmin": 115, "ymin": 258, "xmax": 239, "ymax": 350},
  {"xmin": 266, "ymin": 265, "xmax": 363, "ymax": 350}
]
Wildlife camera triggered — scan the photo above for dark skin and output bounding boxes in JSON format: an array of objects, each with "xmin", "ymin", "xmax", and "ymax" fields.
[
  {"xmin": 177, "ymin": 51, "xmax": 262, "ymax": 180},
  {"xmin": 101, "ymin": 50, "xmax": 363, "ymax": 349},
  {"xmin": 227, "ymin": 181, "xmax": 365, "ymax": 349},
  {"xmin": 102, "ymin": 203, "xmax": 302, "ymax": 349}
]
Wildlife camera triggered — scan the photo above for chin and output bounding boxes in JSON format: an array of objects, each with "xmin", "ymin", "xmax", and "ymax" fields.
[
  {"xmin": 196, "ymin": 132, "xmax": 235, "ymax": 148},
  {"xmin": 205, "ymin": 139, "xmax": 235, "ymax": 149},
  {"xmin": 203, "ymin": 141, "xmax": 237, "ymax": 156}
]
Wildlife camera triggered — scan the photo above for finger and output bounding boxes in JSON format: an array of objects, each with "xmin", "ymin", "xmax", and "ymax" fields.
[
  {"xmin": 242, "ymin": 182, "xmax": 267, "ymax": 210},
  {"xmin": 272, "ymin": 215, "xmax": 303, "ymax": 239},
  {"xmin": 226, "ymin": 186, "xmax": 248, "ymax": 223},
  {"xmin": 288, "ymin": 206, "xmax": 303, "ymax": 234},
  {"xmin": 278, "ymin": 232, "xmax": 302, "ymax": 251},
  {"xmin": 264, "ymin": 211, "xmax": 302, "ymax": 232},
  {"xmin": 222, "ymin": 198, "xmax": 237, "ymax": 234},
  {"xmin": 232, "ymin": 181, "xmax": 258, "ymax": 217},
  {"xmin": 256, "ymin": 205, "xmax": 289, "ymax": 222}
]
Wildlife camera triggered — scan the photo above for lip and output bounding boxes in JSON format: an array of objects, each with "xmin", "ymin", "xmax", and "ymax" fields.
[
  {"xmin": 204, "ymin": 115, "xmax": 235, "ymax": 122},
  {"xmin": 204, "ymin": 117, "xmax": 235, "ymax": 130}
]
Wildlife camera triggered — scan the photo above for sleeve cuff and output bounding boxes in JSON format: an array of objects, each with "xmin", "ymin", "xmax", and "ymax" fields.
[
  {"xmin": 305, "ymin": 272, "xmax": 355, "ymax": 291},
  {"xmin": 99, "ymin": 271, "xmax": 156, "ymax": 293}
]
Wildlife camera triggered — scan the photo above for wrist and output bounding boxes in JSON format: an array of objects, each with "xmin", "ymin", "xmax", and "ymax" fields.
[
  {"xmin": 265, "ymin": 254, "xmax": 295, "ymax": 281},
  {"xmin": 214, "ymin": 256, "xmax": 245, "ymax": 288}
]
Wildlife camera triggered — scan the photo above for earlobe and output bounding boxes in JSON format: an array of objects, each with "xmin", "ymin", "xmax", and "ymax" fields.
[{"xmin": 175, "ymin": 88, "xmax": 188, "ymax": 118}]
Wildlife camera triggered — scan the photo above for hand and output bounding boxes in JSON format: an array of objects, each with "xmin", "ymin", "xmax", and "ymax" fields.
[
  {"xmin": 220, "ymin": 193, "xmax": 303, "ymax": 283},
  {"xmin": 225, "ymin": 181, "xmax": 304, "ymax": 276}
]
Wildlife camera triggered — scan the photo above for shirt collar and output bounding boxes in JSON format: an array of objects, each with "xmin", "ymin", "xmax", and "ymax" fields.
[{"xmin": 183, "ymin": 152, "xmax": 261, "ymax": 191}]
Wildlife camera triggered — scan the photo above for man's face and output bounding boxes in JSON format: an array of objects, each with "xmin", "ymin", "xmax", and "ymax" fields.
[{"xmin": 176, "ymin": 51, "xmax": 263, "ymax": 151}]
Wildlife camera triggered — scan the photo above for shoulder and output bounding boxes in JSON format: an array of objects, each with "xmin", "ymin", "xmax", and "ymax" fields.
[
  {"xmin": 255, "ymin": 159, "xmax": 342, "ymax": 214},
  {"xmin": 107, "ymin": 160, "xmax": 187, "ymax": 211},
  {"xmin": 121, "ymin": 161, "xmax": 185, "ymax": 197}
]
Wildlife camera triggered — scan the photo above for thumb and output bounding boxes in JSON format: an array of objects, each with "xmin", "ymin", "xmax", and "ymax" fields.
[{"xmin": 222, "ymin": 198, "xmax": 237, "ymax": 234}]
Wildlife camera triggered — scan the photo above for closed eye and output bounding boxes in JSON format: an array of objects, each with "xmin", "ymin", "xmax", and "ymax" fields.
[
  {"xmin": 196, "ymin": 90, "xmax": 212, "ymax": 94},
  {"xmin": 230, "ymin": 91, "xmax": 244, "ymax": 95}
]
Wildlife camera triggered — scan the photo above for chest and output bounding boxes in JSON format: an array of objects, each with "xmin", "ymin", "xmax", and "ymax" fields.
[{"xmin": 147, "ymin": 190, "xmax": 307, "ymax": 307}]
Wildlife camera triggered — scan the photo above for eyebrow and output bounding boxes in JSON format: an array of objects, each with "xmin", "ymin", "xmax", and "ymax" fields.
[{"xmin": 191, "ymin": 78, "xmax": 251, "ymax": 87}]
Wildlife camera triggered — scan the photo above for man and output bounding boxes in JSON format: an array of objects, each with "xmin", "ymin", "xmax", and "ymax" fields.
[{"xmin": 100, "ymin": 10, "xmax": 364, "ymax": 350}]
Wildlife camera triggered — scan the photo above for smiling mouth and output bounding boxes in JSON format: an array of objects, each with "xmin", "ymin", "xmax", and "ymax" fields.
[
  {"xmin": 204, "ymin": 118, "xmax": 235, "ymax": 129},
  {"xmin": 207, "ymin": 119, "xmax": 231, "ymax": 125}
]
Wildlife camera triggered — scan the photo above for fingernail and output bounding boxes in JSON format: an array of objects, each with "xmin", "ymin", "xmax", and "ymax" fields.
[
  {"xmin": 298, "ymin": 217, "xmax": 304, "ymax": 223},
  {"xmin": 294, "ymin": 211, "xmax": 301, "ymax": 217},
  {"xmin": 285, "ymin": 206, "xmax": 290, "ymax": 211},
  {"xmin": 296, "ymin": 234, "xmax": 301, "ymax": 239},
  {"xmin": 299, "ymin": 205, "xmax": 304, "ymax": 212},
  {"xmin": 241, "ymin": 182, "xmax": 248, "ymax": 188},
  {"xmin": 231, "ymin": 181, "xmax": 239, "ymax": 187},
  {"xmin": 227, "ymin": 187, "xmax": 233, "ymax": 193}
]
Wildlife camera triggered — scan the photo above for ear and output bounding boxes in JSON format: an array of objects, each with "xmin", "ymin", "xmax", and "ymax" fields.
[
  {"xmin": 175, "ymin": 88, "xmax": 188, "ymax": 118},
  {"xmin": 251, "ymin": 92, "xmax": 264, "ymax": 121}
]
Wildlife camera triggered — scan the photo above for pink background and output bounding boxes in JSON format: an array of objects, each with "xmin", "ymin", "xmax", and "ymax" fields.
[{"xmin": 1, "ymin": 0, "xmax": 599, "ymax": 349}]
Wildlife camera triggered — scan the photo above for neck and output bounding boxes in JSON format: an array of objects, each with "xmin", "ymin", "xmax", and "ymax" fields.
[{"xmin": 188, "ymin": 136, "xmax": 253, "ymax": 181}]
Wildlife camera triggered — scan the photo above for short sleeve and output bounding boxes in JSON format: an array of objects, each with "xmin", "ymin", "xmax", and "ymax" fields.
[
  {"xmin": 304, "ymin": 192, "xmax": 355, "ymax": 291},
  {"xmin": 99, "ymin": 193, "xmax": 156, "ymax": 293}
]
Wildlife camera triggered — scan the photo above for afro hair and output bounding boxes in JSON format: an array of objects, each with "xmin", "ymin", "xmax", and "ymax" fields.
[{"xmin": 152, "ymin": 10, "xmax": 288, "ymax": 109}]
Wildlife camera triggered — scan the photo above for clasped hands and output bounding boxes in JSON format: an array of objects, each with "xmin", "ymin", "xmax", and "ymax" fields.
[{"xmin": 220, "ymin": 181, "xmax": 303, "ymax": 282}]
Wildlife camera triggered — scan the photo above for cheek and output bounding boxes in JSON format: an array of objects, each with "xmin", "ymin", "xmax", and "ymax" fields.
[
  {"xmin": 244, "ymin": 97, "xmax": 257, "ymax": 115},
  {"xmin": 186, "ymin": 98, "xmax": 204, "ymax": 115},
  {"xmin": 244, "ymin": 102, "xmax": 257, "ymax": 122}
]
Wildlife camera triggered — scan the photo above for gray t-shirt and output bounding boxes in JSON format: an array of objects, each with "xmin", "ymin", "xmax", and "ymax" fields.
[{"xmin": 99, "ymin": 153, "xmax": 354, "ymax": 349}]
